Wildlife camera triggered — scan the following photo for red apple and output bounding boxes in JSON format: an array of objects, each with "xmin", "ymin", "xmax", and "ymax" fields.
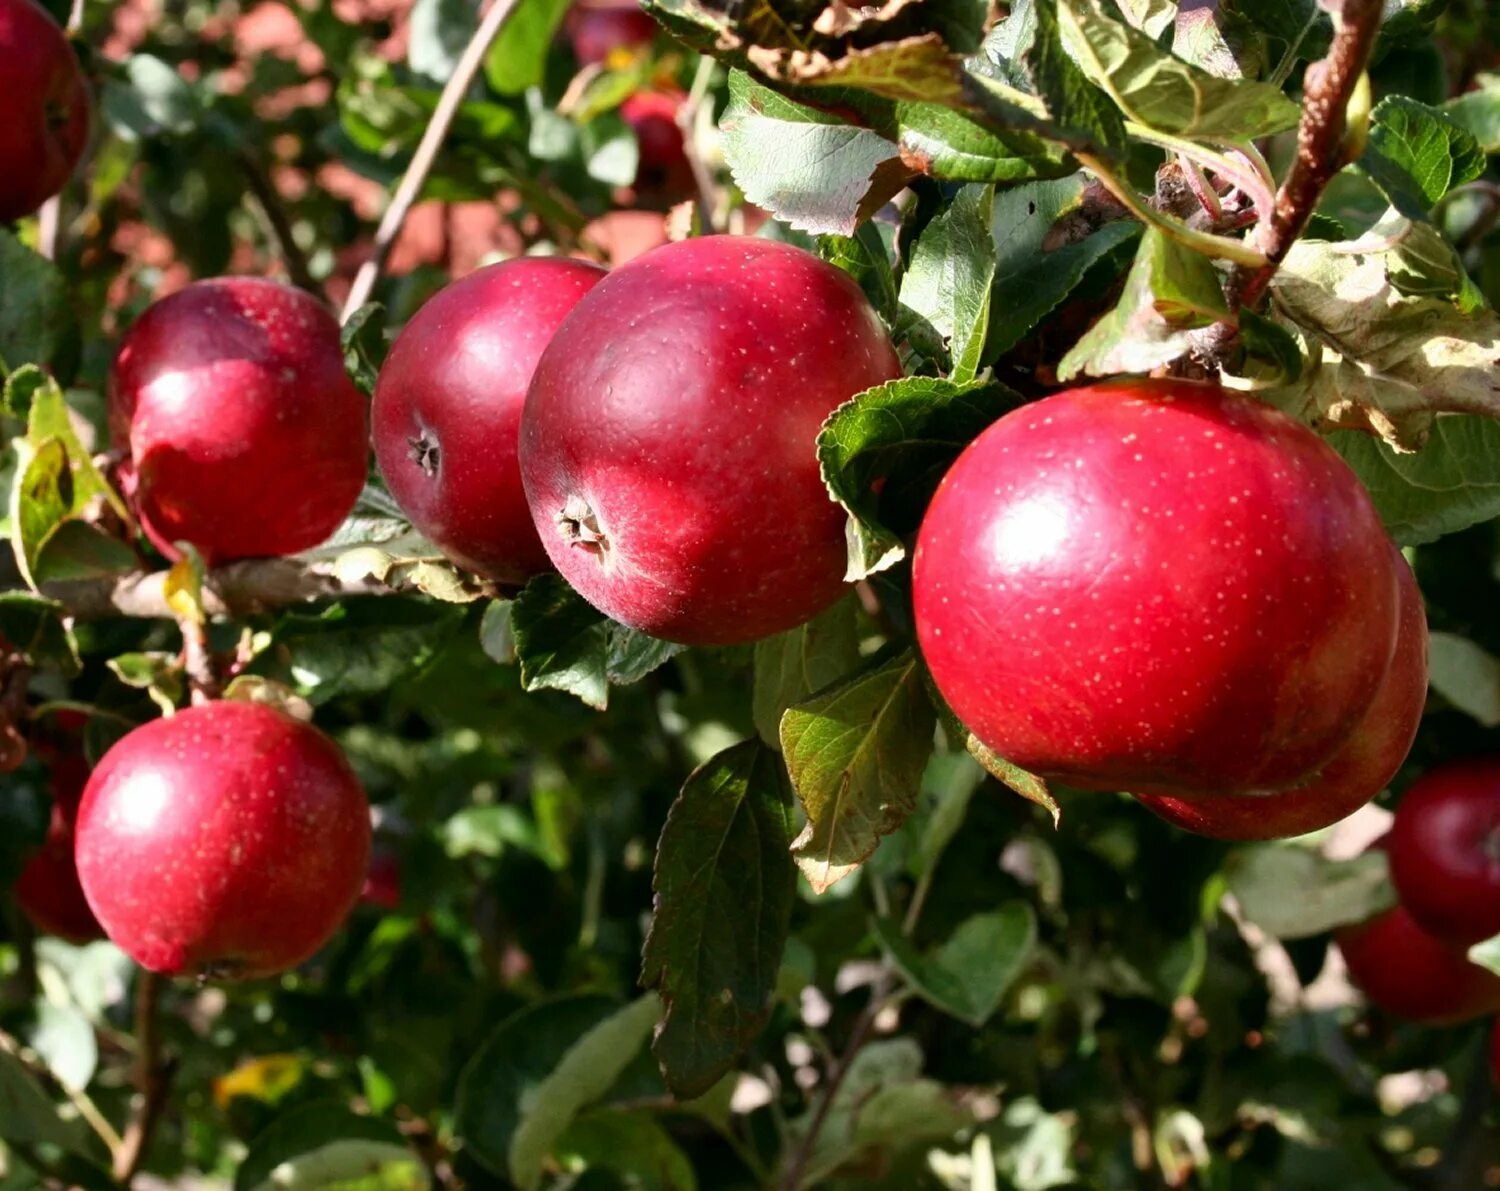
[
  {"xmin": 0, "ymin": 0, "xmax": 89, "ymax": 224},
  {"xmin": 1338, "ymin": 902, "xmax": 1500, "ymax": 1025},
  {"xmin": 1134, "ymin": 548, "xmax": 1428, "ymax": 839},
  {"xmin": 75, "ymin": 701, "xmax": 371, "ymax": 980},
  {"xmin": 914, "ymin": 379, "xmax": 1401, "ymax": 798},
  {"xmin": 621, "ymin": 91, "xmax": 691, "ymax": 195},
  {"xmin": 566, "ymin": 2, "xmax": 656, "ymax": 65},
  {"xmin": 519, "ymin": 235, "xmax": 901, "ymax": 645},
  {"xmin": 14, "ymin": 752, "xmax": 103, "ymax": 944},
  {"xmin": 1389, "ymin": 757, "xmax": 1500, "ymax": 946},
  {"xmin": 110, "ymin": 277, "xmax": 368, "ymax": 564},
  {"xmin": 373, "ymin": 257, "xmax": 606, "ymax": 583}
]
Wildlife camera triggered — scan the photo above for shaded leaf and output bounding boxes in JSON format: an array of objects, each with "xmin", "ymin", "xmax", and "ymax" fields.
[
  {"xmin": 753, "ymin": 598, "xmax": 861, "ymax": 747},
  {"xmin": 872, "ymin": 904, "xmax": 1035, "ymax": 1025},
  {"xmin": 1444, "ymin": 77, "xmax": 1500, "ymax": 154},
  {"xmin": 0, "ymin": 593, "xmax": 79, "ymax": 675},
  {"xmin": 1228, "ymin": 845, "xmax": 1396, "ymax": 939},
  {"xmin": 0, "ymin": 237, "xmax": 71, "ymax": 374},
  {"xmin": 641, "ymin": 740, "xmax": 797, "ymax": 1099},
  {"xmin": 782, "ymin": 649, "xmax": 936, "ymax": 892},
  {"xmin": 1426, "ymin": 632, "xmax": 1500, "ymax": 727},
  {"xmin": 340, "ymin": 302, "xmax": 387, "ymax": 397},
  {"xmin": 898, "ymin": 183, "xmax": 996, "ymax": 381},
  {"xmin": 235, "ymin": 1102, "xmax": 427, "ymax": 1191},
  {"xmin": 817, "ymin": 376, "xmax": 1017, "ymax": 581},
  {"xmin": 555, "ymin": 1111, "xmax": 698, "ymax": 1191},
  {"xmin": 1058, "ymin": 225, "xmax": 1228, "ymax": 380}
]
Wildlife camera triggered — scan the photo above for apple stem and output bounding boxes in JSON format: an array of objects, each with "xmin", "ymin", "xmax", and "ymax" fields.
[
  {"xmin": 113, "ymin": 970, "xmax": 173, "ymax": 1186},
  {"xmin": 339, "ymin": 0, "xmax": 528, "ymax": 322},
  {"xmin": 179, "ymin": 617, "xmax": 222, "ymax": 707}
]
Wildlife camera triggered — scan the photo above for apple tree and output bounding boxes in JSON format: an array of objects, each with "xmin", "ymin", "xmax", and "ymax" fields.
[{"xmin": 3, "ymin": 0, "xmax": 1500, "ymax": 1187}]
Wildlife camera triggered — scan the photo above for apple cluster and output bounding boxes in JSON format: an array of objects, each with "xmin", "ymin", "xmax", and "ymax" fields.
[
  {"xmin": 915, "ymin": 379, "xmax": 1430, "ymax": 843},
  {"xmin": 1339, "ymin": 765, "xmax": 1500, "ymax": 1025}
]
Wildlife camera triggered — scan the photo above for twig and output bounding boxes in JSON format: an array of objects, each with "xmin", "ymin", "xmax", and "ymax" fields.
[
  {"xmin": 178, "ymin": 616, "xmax": 219, "ymax": 705},
  {"xmin": 113, "ymin": 970, "xmax": 171, "ymax": 1186},
  {"xmin": 236, "ymin": 148, "xmax": 321, "ymax": 298},
  {"xmin": 677, "ymin": 55, "xmax": 721, "ymax": 233},
  {"xmin": 42, "ymin": 557, "xmax": 391, "ymax": 621},
  {"xmin": 1226, "ymin": 0, "xmax": 1383, "ymax": 313},
  {"xmin": 340, "ymin": 0, "xmax": 526, "ymax": 321}
]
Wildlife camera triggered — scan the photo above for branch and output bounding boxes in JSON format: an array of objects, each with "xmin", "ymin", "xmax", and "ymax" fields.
[
  {"xmin": 677, "ymin": 55, "xmax": 722, "ymax": 234},
  {"xmin": 236, "ymin": 147, "xmax": 322, "ymax": 298},
  {"xmin": 340, "ymin": 0, "xmax": 525, "ymax": 321},
  {"xmin": 1225, "ymin": 0, "xmax": 1383, "ymax": 312},
  {"xmin": 42, "ymin": 557, "xmax": 391, "ymax": 621},
  {"xmin": 113, "ymin": 970, "xmax": 171, "ymax": 1186}
]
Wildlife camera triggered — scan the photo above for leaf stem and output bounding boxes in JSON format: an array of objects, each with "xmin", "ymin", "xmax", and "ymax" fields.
[
  {"xmin": 340, "ymin": 0, "xmax": 526, "ymax": 321},
  {"xmin": 677, "ymin": 55, "xmax": 722, "ymax": 233},
  {"xmin": 1123, "ymin": 122, "xmax": 1275, "ymax": 224},
  {"xmin": 1076, "ymin": 152, "xmax": 1268, "ymax": 267}
]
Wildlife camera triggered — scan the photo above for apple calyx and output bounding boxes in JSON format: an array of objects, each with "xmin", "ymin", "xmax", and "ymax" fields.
[{"xmin": 558, "ymin": 495, "xmax": 609, "ymax": 557}]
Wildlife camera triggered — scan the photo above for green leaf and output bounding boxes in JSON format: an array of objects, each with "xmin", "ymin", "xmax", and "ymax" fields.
[
  {"xmin": 555, "ymin": 1111, "xmax": 698, "ymax": 1191},
  {"xmin": 782, "ymin": 649, "xmax": 937, "ymax": 893},
  {"xmin": 817, "ymin": 376, "xmax": 1017, "ymax": 581},
  {"xmin": 26, "ymin": 1005, "xmax": 96, "ymax": 1095},
  {"xmin": 407, "ymin": 0, "xmax": 477, "ymax": 84},
  {"xmin": 507, "ymin": 577, "xmax": 609, "ymax": 710},
  {"xmin": 340, "ymin": 303, "xmax": 387, "ymax": 398},
  {"xmin": 896, "ymin": 102, "xmax": 1073, "ymax": 184},
  {"xmin": 101, "ymin": 54, "xmax": 203, "ymax": 140},
  {"xmin": 1359, "ymin": 95, "xmax": 1486, "ymax": 218},
  {"xmin": 485, "ymin": 0, "xmax": 569, "ymax": 95},
  {"xmin": 1016, "ymin": 0, "xmax": 1128, "ymax": 158},
  {"xmin": 1227, "ymin": 845, "xmax": 1396, "ymax": 939},
  {"xmin": 581, "ymin": 111, "xmax": 640, "ymax": 190},
  {"xmin": 0, "ymin": 232, "xmax": 71, "ymax": 372},
  {"xmin": 9, "ymin": 438, "xmax": 72, "ymax": 591},
  {"xmin": 107, "ymin": 651, "xmax": 185, "ymax": 716},
  {"xmin": 0, "ymin": 1047, "xmax": 87, "ymax": 1152},
  {"xmin": 753, "ymin": 598, "xmax": 861, "ymax": 748},
  {"xmin": 986, "ymin": 175, "xmax": 1141, "ymax": 358},
  {"xmin": 1444, "ymin": 77, "xmax": 1500, "ymax": 154},
  {"xmin": 641, "ymin": 740, "xmax": 797, "ymax": 1099},
  {"xmin": 506, "ymin": 575, "xmax": 681, "ymax": 710},
  {"xmin": 509, "ymin": 995, "xmax": 662, "ymax": 1189},
  {"xmin": 966, "ymin": 734, "xmax": 1059, "ymax": 825},
  {"xmin": 872, "ymin": 904, "xmax": 1035, "ymax": 1026},
  {"xmin": 21, "ymin": 368, "xmax": 129, "ymax": 523},
  {"xmin": 256, "ymin": 601, "xmax": 462, "ymax": 706},
  {"xmin": 1058, "ymin": 225, "xmax": 1229, "ymax": 381},
  {"xmin": 720, "ymin": 71, "xmax": 907, "ymax": 236},
  {"xmin": 1329, "ymin": 417, "xmax": 1500, "ymax": 545},
  {"xmin": 1235, "ymin": 307, "xmax": 1305, "ymax": 385},
  {"xmin": 0, "ymin": 593, "xmax": 79, "ymax": 675},
  {"xmin": 33, "ymin": 521, "xmax": 136, "ymax": 585},
  {"xmin": 818, "ymin": 224, "xmax": 899, "ymax": 325},
  {"xmin": 235, "ymin": 1102, "xmax": 427, "ymax": 1191},
  {"xmin": 1058, "ymin": 0, "xmax": 1300, "ymax": 139},
  {"xmin": 455, "ymin": 996, "xmax": 654, "ymax": 1182},
  {"xmin": 1266, "ymin": 238, "xmax": 1500, "ymax": 448},
  {"xmin": 911, "ymin": 751, "xmax": 985, "ymax": 876},
  {"xmin": 1426, "ymin": 632, "xmax": 1500, "ymax": 727},
  {"xmin": 898, "ymin": 183, "xmax": 996, "ymax": 381}
]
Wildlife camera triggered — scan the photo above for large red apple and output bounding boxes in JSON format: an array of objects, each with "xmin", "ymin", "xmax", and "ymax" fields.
[
  {"xmin": 1134, "ymin": 548, "xmax": 1428, "ymax": 840},
  {"xmin": 519, "ymin": 235, "xmax": 901, "ymax": 645},
  {"xmin": 75, "ymin": 701, "xmax": 370, "ymax": 980},
  {"xmin": 14, "ymin": 751, "xmax": 103, "ymax": 943},
  {"xmin": 0, "ymin": 0, "xmax": 89, "ymax": 224},
  {"xmin": 110, "ymin": 277, "xmax": 368, "ymax": 564},
  {"xmin": 1338, "ymin": 902, "xmax": 1500, "ymax": 1025},
  {"xmin": 373, "ymin": 257, "xmax": 605, "ymax": 583},
  {"xmin": 566, "ymin": 1, "xmax": 656, "ymax": 65},
  {"xmin": 914, "ymin": 379, "xmax": 1401, "ymax": 797},
  {"xmin": 1389, "ymin": 757, "xmax": 1500, "ymax": 946}
]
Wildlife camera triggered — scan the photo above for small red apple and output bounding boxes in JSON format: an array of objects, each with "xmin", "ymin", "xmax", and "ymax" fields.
[
  {"xmin": 75, "ymin": 701, "xmax": 371, "ymax": 980},
  {"xmin": 520, "ymin": 235, "xmax": 901, "ymax": 645},
  {"xmin": 621, "ymin": 91, "xmax": 691, "ymax": 195},
  {"xmin": 1338, "ymin": 902, "xmax": 1500, "ymax": 1025},
  {"xmin": 1133, "ymin": 548, "xmax": 1428, "ymax": 840},
  {"xmin": 566, "ymin": 1, "xmax": 656, "ymax": 65},
  {"xmin": 373, "ymin": 257, "xmax": 606, "ymax": 583},
  {"xmin": 360, "ymin": 845, "xmax": 402, "ymax": 911},
  {"xmin": 1389, "ymin": 757, "xmax": 1500, "ymax": 946},
  {"xmin": 0, "ymin": 0, "xmax": 89, "ymax": 224},
  {"xmin": 110, "ymin": 277, "xmax": 368, "ymax": 564},
  {"xmin": 14, "ymin": 752, "xmax": 103, "ymax": 944},
  {"xmin": 914, "ymin": 379, "xmax": 1401, "ymax": 798}
]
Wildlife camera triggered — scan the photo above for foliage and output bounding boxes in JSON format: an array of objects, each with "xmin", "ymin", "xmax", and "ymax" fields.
[{"xmin": 3, "ymin": 0, "xmax": 1500, "ymax": 1188}]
